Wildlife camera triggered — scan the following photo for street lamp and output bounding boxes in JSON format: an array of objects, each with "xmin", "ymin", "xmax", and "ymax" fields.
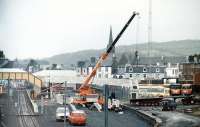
[
  {"xmin": 104, "ymin": 84, "xmax": 108, "ymax": 127},
  {"xmin": 64, "ymin": 81, "xmax": 67, "ymax": 127}
]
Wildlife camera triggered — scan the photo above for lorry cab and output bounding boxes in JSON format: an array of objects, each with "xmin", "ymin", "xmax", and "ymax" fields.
[
  {"xmin": 181, "ymin": 84, "xmax": 192, "ymax": 95},
  {"xmin": 170, "ymin": 83, "xmax": 181, "ymax": 96}
]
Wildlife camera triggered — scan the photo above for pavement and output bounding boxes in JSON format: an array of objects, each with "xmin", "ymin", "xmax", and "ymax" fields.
[
  {"xmin": 128, "ymin": 105, "xmax": 200, "ymax": 127},
  {"xmin": 155, "ymin": 111, "xmax": 200, "ymax": 127}
]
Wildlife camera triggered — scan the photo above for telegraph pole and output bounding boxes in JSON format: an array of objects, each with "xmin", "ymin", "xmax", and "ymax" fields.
[
  {"xmin": 148, "ymin": 0, "xmax": 152, "ymax": 83},
  {"xmin": 64, "ymin": 81, "xmax": 67, "ymax": 127},
  {"xmin": 104, "ymin": 84, "xmax": 108, "ymax": 127}
]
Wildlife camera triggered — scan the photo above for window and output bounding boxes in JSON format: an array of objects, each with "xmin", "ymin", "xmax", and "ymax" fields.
[
  {"xmin": 129, "ymin": 67, "xmax": 133, "ymax": 72},
  {"xmin": 156, "ymin": 68, "xmax": 160, "ymax": 72},
  {"xmin": 119, "ymin": 75, "xmax": 123, "ymax": 79},
  {"xmin": 105, "ymin": 74, "xmax": 108, "ymax": 78},
  {"xmin": 156, "ymin": 74, "xmax": 160, "ymax": 79},
  {"xmin": 143, "ymin": 67, "xmax": 147, "ymax": 72},
  {"xmin": 133, "ymin": 86, "xmax": 137, "ymax": 89},
  {"xmin": 105, "ymin": 67, "xmax": 108, "ymax": 72},
  {"xmin": 98, "ymin": 74, "xmax": 101, "ymax": 78},
  {"xmin": 180, "ymin": 65, "xmax": 183, "ymax": 69},
  {"xmin": 129, "ymin": 74, "xmax": 132, "ymax": 78},
  {"xmin": 98, "ymin": 67, "xmax": 101, "ymax": 72},
  {"xmin": 143, "ymin": 74, "xmax": 146, "ymax": 78},
  {"xmin": 175, "ymin": 70, "xmax": 178, "ymax": 74}
]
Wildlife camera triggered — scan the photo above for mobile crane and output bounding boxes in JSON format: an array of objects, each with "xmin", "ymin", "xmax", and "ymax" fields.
[{"xmin": 72, "ymin": 12, "xmax": 139, "ymax": 107}]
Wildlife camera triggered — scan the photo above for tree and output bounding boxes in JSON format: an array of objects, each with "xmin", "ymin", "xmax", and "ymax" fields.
[
  {"xmin": 112, "ymin": 56, "xmax": 118, "ymax": 74},
  {"xmin": 0, "ymin": 51, "xmax": 5, "ymax": 59},
  {"xmin": 26, "ymin": 59, "xmax": 39, "ymax": 72},
  {"xmin": 118, "ymin": 53, "xmax": 128, "ymax": 66},
  {"xmin": 51, "ymin": 64, "xmax": 57, "ymax": 70},
  {"xmin": 188, "ymin": 55, "xmax": 194, "ymax": 63},
  {"xmin": 77, "ymin": 61, "xmax": 85, "ymax": 67},
  {"xmin": 197, "ymin": 54, "xmax": 200, "ymax": 63},
  {"xmin": 127, "ymin": 53, "xmax": 134, "ymax": 65},
  {"xmin": 29, "ymin": 59, "xmax": 38, "ymax": 66}
]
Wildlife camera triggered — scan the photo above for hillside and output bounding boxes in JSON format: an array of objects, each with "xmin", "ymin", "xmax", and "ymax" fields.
[{"xmin": 44, "ymin": 40, "xmax": 200, "ymax": 65}]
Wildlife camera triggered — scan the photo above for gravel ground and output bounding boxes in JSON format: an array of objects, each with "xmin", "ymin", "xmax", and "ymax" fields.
[
  {"xmin": 154, "ymin": 111, "xmax": 200, "ymax": 127},
  {"xmin": 127, "ymin": 105, "xmax": 200, "ymax": 127}
]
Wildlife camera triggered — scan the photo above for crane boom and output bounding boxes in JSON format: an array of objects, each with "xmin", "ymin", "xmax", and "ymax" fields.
[{"xmin": 79, "ymin": 12, "xmax": 139, "ymax": 95}]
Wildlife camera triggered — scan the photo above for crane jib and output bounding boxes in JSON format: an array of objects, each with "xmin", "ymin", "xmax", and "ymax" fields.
[
  {"xmin": 106, "ymin": 12, "xmax": 138, "ymax": 54},
  {"xmin": 79, "ymin": 11, "xmax": 139, "ymax": 94}
]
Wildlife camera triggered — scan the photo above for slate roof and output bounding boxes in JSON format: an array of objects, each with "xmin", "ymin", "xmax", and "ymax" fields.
[
  {"xmin": 0, "ymin": 59, "xmax": 9, "ymax": 68},
  {"xmin": 129, "ymin": 56, "xmax": 187, "ymax": 65},
  {"xmin": 88, "ymin": 55, "xmax": 113, "ymax": 67},
  {"xmin": 0, "ymin": 59, "xmax": 18, "ymax": 68}
]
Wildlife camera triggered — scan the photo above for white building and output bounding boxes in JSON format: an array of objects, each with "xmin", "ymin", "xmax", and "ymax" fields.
[
  {"xmin": 34, "ymin": 70, "xmax": 77, "ymax": 86},
  {"xmin": 125, "ymin": 64, "xmax": 166, "ymax": 80},
  {"xmin": 89, "ymin": 66, "xmax": 112, "ymax": 78},
  {"xmin": 164, "ymin": 63, "xmax": 179, "ymax": 78},
  {"xmin": 76, "ymin": 66, "xmax": 88, "ymax": 77}
]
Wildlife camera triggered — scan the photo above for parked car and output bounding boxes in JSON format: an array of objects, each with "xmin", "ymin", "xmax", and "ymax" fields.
[
  {"xmin": 68, "ymin": 110, "xmax": 87, "ymax": 125},
  {"xmin": 56, "ymin": 107, "xmax": 70, "ymax": 121},
  {"xmin": 161, "ymin": 98, "xmax": 176, "ymax": 111}
]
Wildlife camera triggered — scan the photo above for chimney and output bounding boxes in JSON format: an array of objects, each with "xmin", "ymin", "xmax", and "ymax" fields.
[{"xmin": 167, "ymin": 63, "xmax": 171, "ymax": 68}]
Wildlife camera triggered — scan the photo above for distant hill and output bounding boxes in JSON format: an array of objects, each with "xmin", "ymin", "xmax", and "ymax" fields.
[{"xmin": 44, "ymin": 40, "xmax": 200, "ymax": 66}]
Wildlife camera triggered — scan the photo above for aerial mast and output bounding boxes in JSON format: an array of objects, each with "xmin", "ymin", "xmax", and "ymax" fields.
[{"xmin": 148, "ymin": 0, "xmax": 152, "ymax": 81}]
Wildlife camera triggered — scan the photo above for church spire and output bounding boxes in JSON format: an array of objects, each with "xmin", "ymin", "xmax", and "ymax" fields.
[{"xmin": 107, "ymin": 26, "xmax": 115, "ymax": 54}]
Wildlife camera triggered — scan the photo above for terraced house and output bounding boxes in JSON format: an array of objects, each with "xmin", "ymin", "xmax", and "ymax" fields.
[{"xmin": 125, "ymin": 64, "xmax": 166, "ymax": 80}]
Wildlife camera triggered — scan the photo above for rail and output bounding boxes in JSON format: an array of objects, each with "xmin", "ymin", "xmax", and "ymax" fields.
[{"xmin": 18, "ymin": 91, "xmax": 40, "ymax": 127}]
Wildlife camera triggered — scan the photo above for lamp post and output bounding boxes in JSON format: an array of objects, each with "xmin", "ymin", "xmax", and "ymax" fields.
[
  {"xmin": 41, "ymin": 95, "xmax": 44, "ymax": 114},
  {"xmin": 104, "ymin": 84, "xmax": 108, "ymax": 127},
  {"xmin": 48, "ymin": 74, "xmax": 51, "ymax": 99},
  {"xmin": 64, "ymin": 81, "xmax": 67, "ymax": 127}
]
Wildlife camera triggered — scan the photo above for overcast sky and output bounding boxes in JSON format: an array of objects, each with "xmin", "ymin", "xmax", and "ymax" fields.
[{"xmin": 0, "ymin": 0, "xmax": 200, "ymax": 59}]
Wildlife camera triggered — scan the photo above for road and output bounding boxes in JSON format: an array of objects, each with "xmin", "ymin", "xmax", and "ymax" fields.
[{"xmin": 38, "ymin": 102, "xmax": 150, "ymax": 127}]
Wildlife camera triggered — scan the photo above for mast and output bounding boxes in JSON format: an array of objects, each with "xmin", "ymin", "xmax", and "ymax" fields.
[{"xmin": 148, "ymin": 0, "xmax": 152, "ymax": 82}]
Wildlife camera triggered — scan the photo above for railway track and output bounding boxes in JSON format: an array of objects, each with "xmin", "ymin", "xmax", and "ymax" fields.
[{"xmin": 18, "ymin": 90, "xmax": 40, "ymax": 127}]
